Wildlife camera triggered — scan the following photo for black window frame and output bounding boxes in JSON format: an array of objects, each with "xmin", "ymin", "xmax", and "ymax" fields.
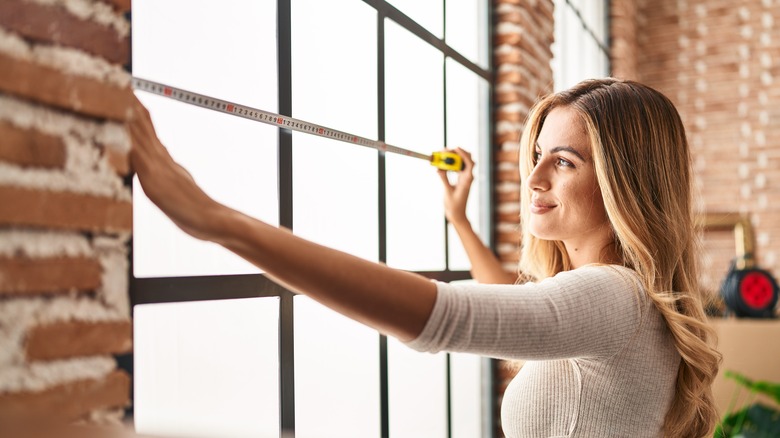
[{"xmin": 126, "ymin": 1, "xmax": 496, "ymax": 437}]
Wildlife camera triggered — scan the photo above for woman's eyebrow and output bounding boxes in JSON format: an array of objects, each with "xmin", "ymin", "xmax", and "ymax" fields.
[{"xmin": 535, "ymin": 142, "xmax": 587, "ymax": 162}]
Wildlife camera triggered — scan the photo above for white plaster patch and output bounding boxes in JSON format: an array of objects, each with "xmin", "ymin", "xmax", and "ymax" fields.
[
  {"xmin": 738, "ymin": 6, "xmax": 750, "ymax": 21},
  {"xmin": 755, "ymin": 130, "xmax": 766, "ymax": 146},
  {"xmin": 695, "ymin": 78, "xmax": 707, "ymax": 92},
  {"xmin": 0, "ymin": 356, "xmax": 116, "ymax": 393},
  {"xmin": 741, "ymin": 183, "xmax": 752, "ymax": 199},
  {"xmin": 26, "ymin": 0, "xmax": 130, "ymax": 37},
  {"xmin": 696, "ymin": 41, "xmax": 707, "ymax": 56},
  {"xmin": 761, "ymin": 71, "xmax": 773, "ymax": 85},
  {"xmin": 739, "ymin": 64, "xmax": 750, "ymax": 78},
  {"xmin": 757, "ymin": 194, "xmax": 768, "ymax": 210},
  {"xmin": 0, "ymin": 162, "xmax": 130, "ymax": 200},
  {"xmin": 738, "ymin": 44, "xmax": 750, "ymax": 60},
  {"xmin": 755, "ymin": 173, "xmax": 767, "ymax": 189},
  {"xmin": 762, "ymin": 12, "xmax": 774, "ymax": 28},
  {"xmin": 764, "ymin": 251, "xmax": 776, "ymax": 267},
  {"xmin": 760, "ymin": 52, "xmax": 772, "ymax": 68},
  {"xmin": 0, "ymin": 27, "xmax": 129, "ymax": 88},
  {"xmin": 741, "ymin": 122, "xmax": 752, "ymax": 138},
  {"xmin": 739, "ymin": 163, "xmax": 750, "ymax": 179},
  {"xmin": 0, "ymin": 229, "xmax": 92, "ymax": 258},
  {"xmin": 738, "ymin": 102, "xmax": 749, "ymax": 117},
  {"xmin": 741, "ymin": 25, "xmax": 754, "ymax": 39},
  {"xmin": 758, "ymin": 152, "xmax": 768, "ymax": 168}
]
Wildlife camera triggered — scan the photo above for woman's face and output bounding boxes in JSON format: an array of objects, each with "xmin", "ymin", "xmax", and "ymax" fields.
[{"xmin": 526, "ymin": 106, "xmax": 612, "ymax": 252}]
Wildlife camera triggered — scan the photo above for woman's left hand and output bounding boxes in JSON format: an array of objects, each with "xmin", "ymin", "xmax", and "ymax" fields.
[{"xmin": 128, "ymin": 96, "xmax": 224, "ymax": 241}]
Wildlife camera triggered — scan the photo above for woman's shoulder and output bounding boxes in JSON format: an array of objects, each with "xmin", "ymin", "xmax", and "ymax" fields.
[{"xmin": 543, "ymin": 264, "xmax": 647, "ymax": 300}]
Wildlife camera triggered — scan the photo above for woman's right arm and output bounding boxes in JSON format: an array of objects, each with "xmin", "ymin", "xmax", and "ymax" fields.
[{"xmin": 439, "ymin": 148, "xmax": 517, "ymax": 284}]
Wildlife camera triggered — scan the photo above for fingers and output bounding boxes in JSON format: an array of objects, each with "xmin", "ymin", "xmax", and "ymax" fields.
[{"xmin": 437, "ymin": 168, "xmax": 453, "ymax": 191}]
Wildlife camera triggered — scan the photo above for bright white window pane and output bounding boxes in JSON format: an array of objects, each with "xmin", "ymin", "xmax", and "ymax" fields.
[
  {"xmin": 294, "ymin": 297, "xmax": 380, "ymax": 438},
  {"xmin": 388, "ymin": 338, "xmax": 448, "ymax": 438},
  {"xmin": 132, "ymin": 0, "xmax": 277, "ymax": 109},
  {"xmin": 385, "ymin": 19, "xmax": 445, "ymax": 271},
  {"xmin": 450, "ymin": 353, "xmax": 483, "ymax": 438},
  {"xmin": 386, "ymin": 0, "xmax": 443, "ymax": 38},
  {"xmin": 133, "ymin": 92, "xmax": 278, "ymax": 278},
  {"xmin": 292, "ymin": 0, "xmax": 378, "ymax": 261},
  {"xmin": 446, "ymin": 59, "xmax": 490, "ymax": 270},
  {"xmin": 133, "ymin": 298, "xmax": 280, "ymax": 438},
  {"xmin": 552, "ymin": 1, "xmax": 609, "ymax": 91},
  {"xmin": 445, "ymin": 0, "xmax": 489, "ymax": 68}
]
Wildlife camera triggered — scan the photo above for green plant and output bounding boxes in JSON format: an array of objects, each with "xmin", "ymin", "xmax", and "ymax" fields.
[{"xmin": 714, "ymin": 370, "xmax": 780, "ymax": 437}]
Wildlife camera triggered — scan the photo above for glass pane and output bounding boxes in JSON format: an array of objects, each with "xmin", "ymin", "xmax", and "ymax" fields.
[
  {"xmin": 133, "ymin": 297, "xmax": 280, "ymax": 438},
  {"xmin": 388, "ymin": 338, "xmax": 448, "ymax": 438},
  {"xmin": 385, "ymin": 19, "xmax": 446, "ymax": 270},
  {"xmin": 450, "ymin": 353, "xmax": 483, "ymax": 438},
  {"xmin": 446, "ymin": 59, "xmax": 490, "ymax": 270},
  {"xmin": 292, "ymin": 0, "xmax": 378, "ymax": 261},
  {"xmin": 132, "ymin": 0, "xmax": 277, "ymax": 109},
  {"xmin": 445, "ymin": 0, "xmax": 489, "ymax": 68},
  {"xmin": 294, "ymin": 297, "xmax": 380, "ymax": 438},
  {"xmin": 133, "ymin": 93, "xmax": 278, "ymax": 278},
  {"xmin": 387, "ymin": 0, "xmax": 443, "ymax": 38}
]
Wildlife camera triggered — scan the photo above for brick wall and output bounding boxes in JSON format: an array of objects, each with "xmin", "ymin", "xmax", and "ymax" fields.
[
  {"xmin": 0, "ymin": 0, "xmax": 134, "ymax": 425},
  {"xmin": 611, "ymin": 0, "xmax": 780, "ymax": 310},
  {"xmin": 493, "ymin": 0, "xmax": 555, "ymax": 435}
]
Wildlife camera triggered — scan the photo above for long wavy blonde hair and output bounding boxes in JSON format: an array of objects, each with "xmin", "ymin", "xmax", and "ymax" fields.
[{"xmin": 517, "ymin": 78, "xmax": 721, "ymax": 437}]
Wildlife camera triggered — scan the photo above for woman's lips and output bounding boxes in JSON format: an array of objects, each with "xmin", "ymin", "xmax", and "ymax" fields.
[{"xmin": 530, "ymin": 201, "xmax": 556, "ymax": 214}]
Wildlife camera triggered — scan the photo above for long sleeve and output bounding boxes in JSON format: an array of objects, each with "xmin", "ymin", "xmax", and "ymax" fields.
[{"xmin": 405, "ymin": 265, "xmax": 648, "ymax": 361}]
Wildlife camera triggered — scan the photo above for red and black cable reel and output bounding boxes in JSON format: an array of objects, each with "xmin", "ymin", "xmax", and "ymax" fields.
[{"xmin": 720, "ymin": 254, "xmax": 779, "ymax": 318}]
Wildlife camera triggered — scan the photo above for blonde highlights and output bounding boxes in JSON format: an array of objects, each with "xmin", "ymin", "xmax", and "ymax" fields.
[{"xmin": 518, "ymin": 78, "xmax": 721, "ymax": 437}]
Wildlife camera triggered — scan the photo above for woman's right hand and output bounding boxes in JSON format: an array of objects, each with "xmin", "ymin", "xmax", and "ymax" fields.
[{"xmin": 437, "ymin": 147, "xmax": 475, "ymax": 227}]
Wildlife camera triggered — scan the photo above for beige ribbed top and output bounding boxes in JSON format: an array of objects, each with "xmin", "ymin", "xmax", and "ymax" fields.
[{"xmin": 406, "ymin": 265, "xmax": 681, "ymax": 438}]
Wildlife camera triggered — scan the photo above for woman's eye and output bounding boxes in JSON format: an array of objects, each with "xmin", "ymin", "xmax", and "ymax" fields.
[
  {"xmin": 533, "ymin": 151, "xmax": 541, "ymax": 164},
  {"xmin": 556, "ymin": 158, "xmax": 574, "ymax": 168}
]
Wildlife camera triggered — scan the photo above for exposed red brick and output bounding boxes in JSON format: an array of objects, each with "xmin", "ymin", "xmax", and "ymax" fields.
[
  {"xmin": 497, "ymin": 168, "xmax": 521, "ymax": 183},
  {"xmin": 102, "ymin": 0, "xmax": 131, "ymax": 13},
  {"xmin": 26, "ymin": 321, "xmax": 132, "ymax": 361},
  {"xmin": 497, "ymin": 191, "xmax": 520, "ymax": 203},
  {"xmin": 0, "ymin": 186, "xmax": 132, "ymax": 233},
  {"xmin": 101, "ymin": 146, "xmax": 131, "ymax": 176},
  {"xmin": 0, "ymin": 52, "xmax": 133, "ymax": 122},
  {"xmin": 0, "ymin": 256, "xmax": 102, "ymax": 296},
  {"xmin": 0, "ymin": 370, "xmax": 130, "ymax": 424},
  {"xmin": 0, "ymin": 120, "xmax": 66, "ymax": 169},
  {"xmin": 0, "ymin": 0, "xmax": 129, "ymax": 65},
  {"xmin": 496, "ymin": 149, "xmax": 520, "ymax": 163}
]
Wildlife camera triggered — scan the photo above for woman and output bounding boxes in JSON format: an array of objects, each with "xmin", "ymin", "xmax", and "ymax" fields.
[{"xmin": 130, "ymin": 78, "xmax": 720, "ymax": 437}]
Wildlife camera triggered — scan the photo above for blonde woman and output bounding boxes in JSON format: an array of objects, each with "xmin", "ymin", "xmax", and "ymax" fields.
[{"xmin": 130, "ymin": 78, "xmax": 720, "ymax": 437}]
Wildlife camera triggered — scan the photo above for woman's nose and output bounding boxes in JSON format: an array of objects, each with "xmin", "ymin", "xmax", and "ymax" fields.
[{"xmin": 526, "ymin": 160, "xmax": 551, "ymax": 191}]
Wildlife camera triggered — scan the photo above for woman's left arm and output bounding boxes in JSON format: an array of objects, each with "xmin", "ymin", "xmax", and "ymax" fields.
[{"xmin": 129, "ymin": 97, "xmax": 437, "ymax": 342}]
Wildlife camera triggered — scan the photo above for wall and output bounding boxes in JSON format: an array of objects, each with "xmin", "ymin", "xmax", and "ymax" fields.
[
  {"xmin": 493, "ymin": 0, "xmax": 555, "ymax": 435},
  {"xmin": 611, "ymin": 0, "xmax": 780, "ymax": 302},
  {"xmin": 0, "ymin": 0, "xmax": 133, "ymax": 425}
]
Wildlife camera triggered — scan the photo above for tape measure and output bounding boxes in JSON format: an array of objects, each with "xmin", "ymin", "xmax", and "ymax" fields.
[{"xmin": 131, "ymin": 77, "xmax": 464, "ymax": 172}]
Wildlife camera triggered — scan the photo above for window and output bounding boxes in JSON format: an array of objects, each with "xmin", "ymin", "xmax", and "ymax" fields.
[
  {"xmin": 130, "ymin": 1, "xmax": 493, "ymax": 438},
  {"xmin": 551, "ymin": 0, "xmax": 610, "ymax": 91}
]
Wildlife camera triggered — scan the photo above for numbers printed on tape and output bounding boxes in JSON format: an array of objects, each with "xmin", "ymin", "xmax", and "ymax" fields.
[{"xmin": 132, "ymin": 77, "xmax": 463, "ymax": 170}]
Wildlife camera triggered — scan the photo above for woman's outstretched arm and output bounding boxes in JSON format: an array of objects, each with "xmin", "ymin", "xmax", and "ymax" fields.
[
  {"xmin": 438, "ymin": 148, "xmax": 517, "ymax": 284},
  {"xmin": 129, "ymin": 97, "xmax": 437, "ymax": 342}
]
